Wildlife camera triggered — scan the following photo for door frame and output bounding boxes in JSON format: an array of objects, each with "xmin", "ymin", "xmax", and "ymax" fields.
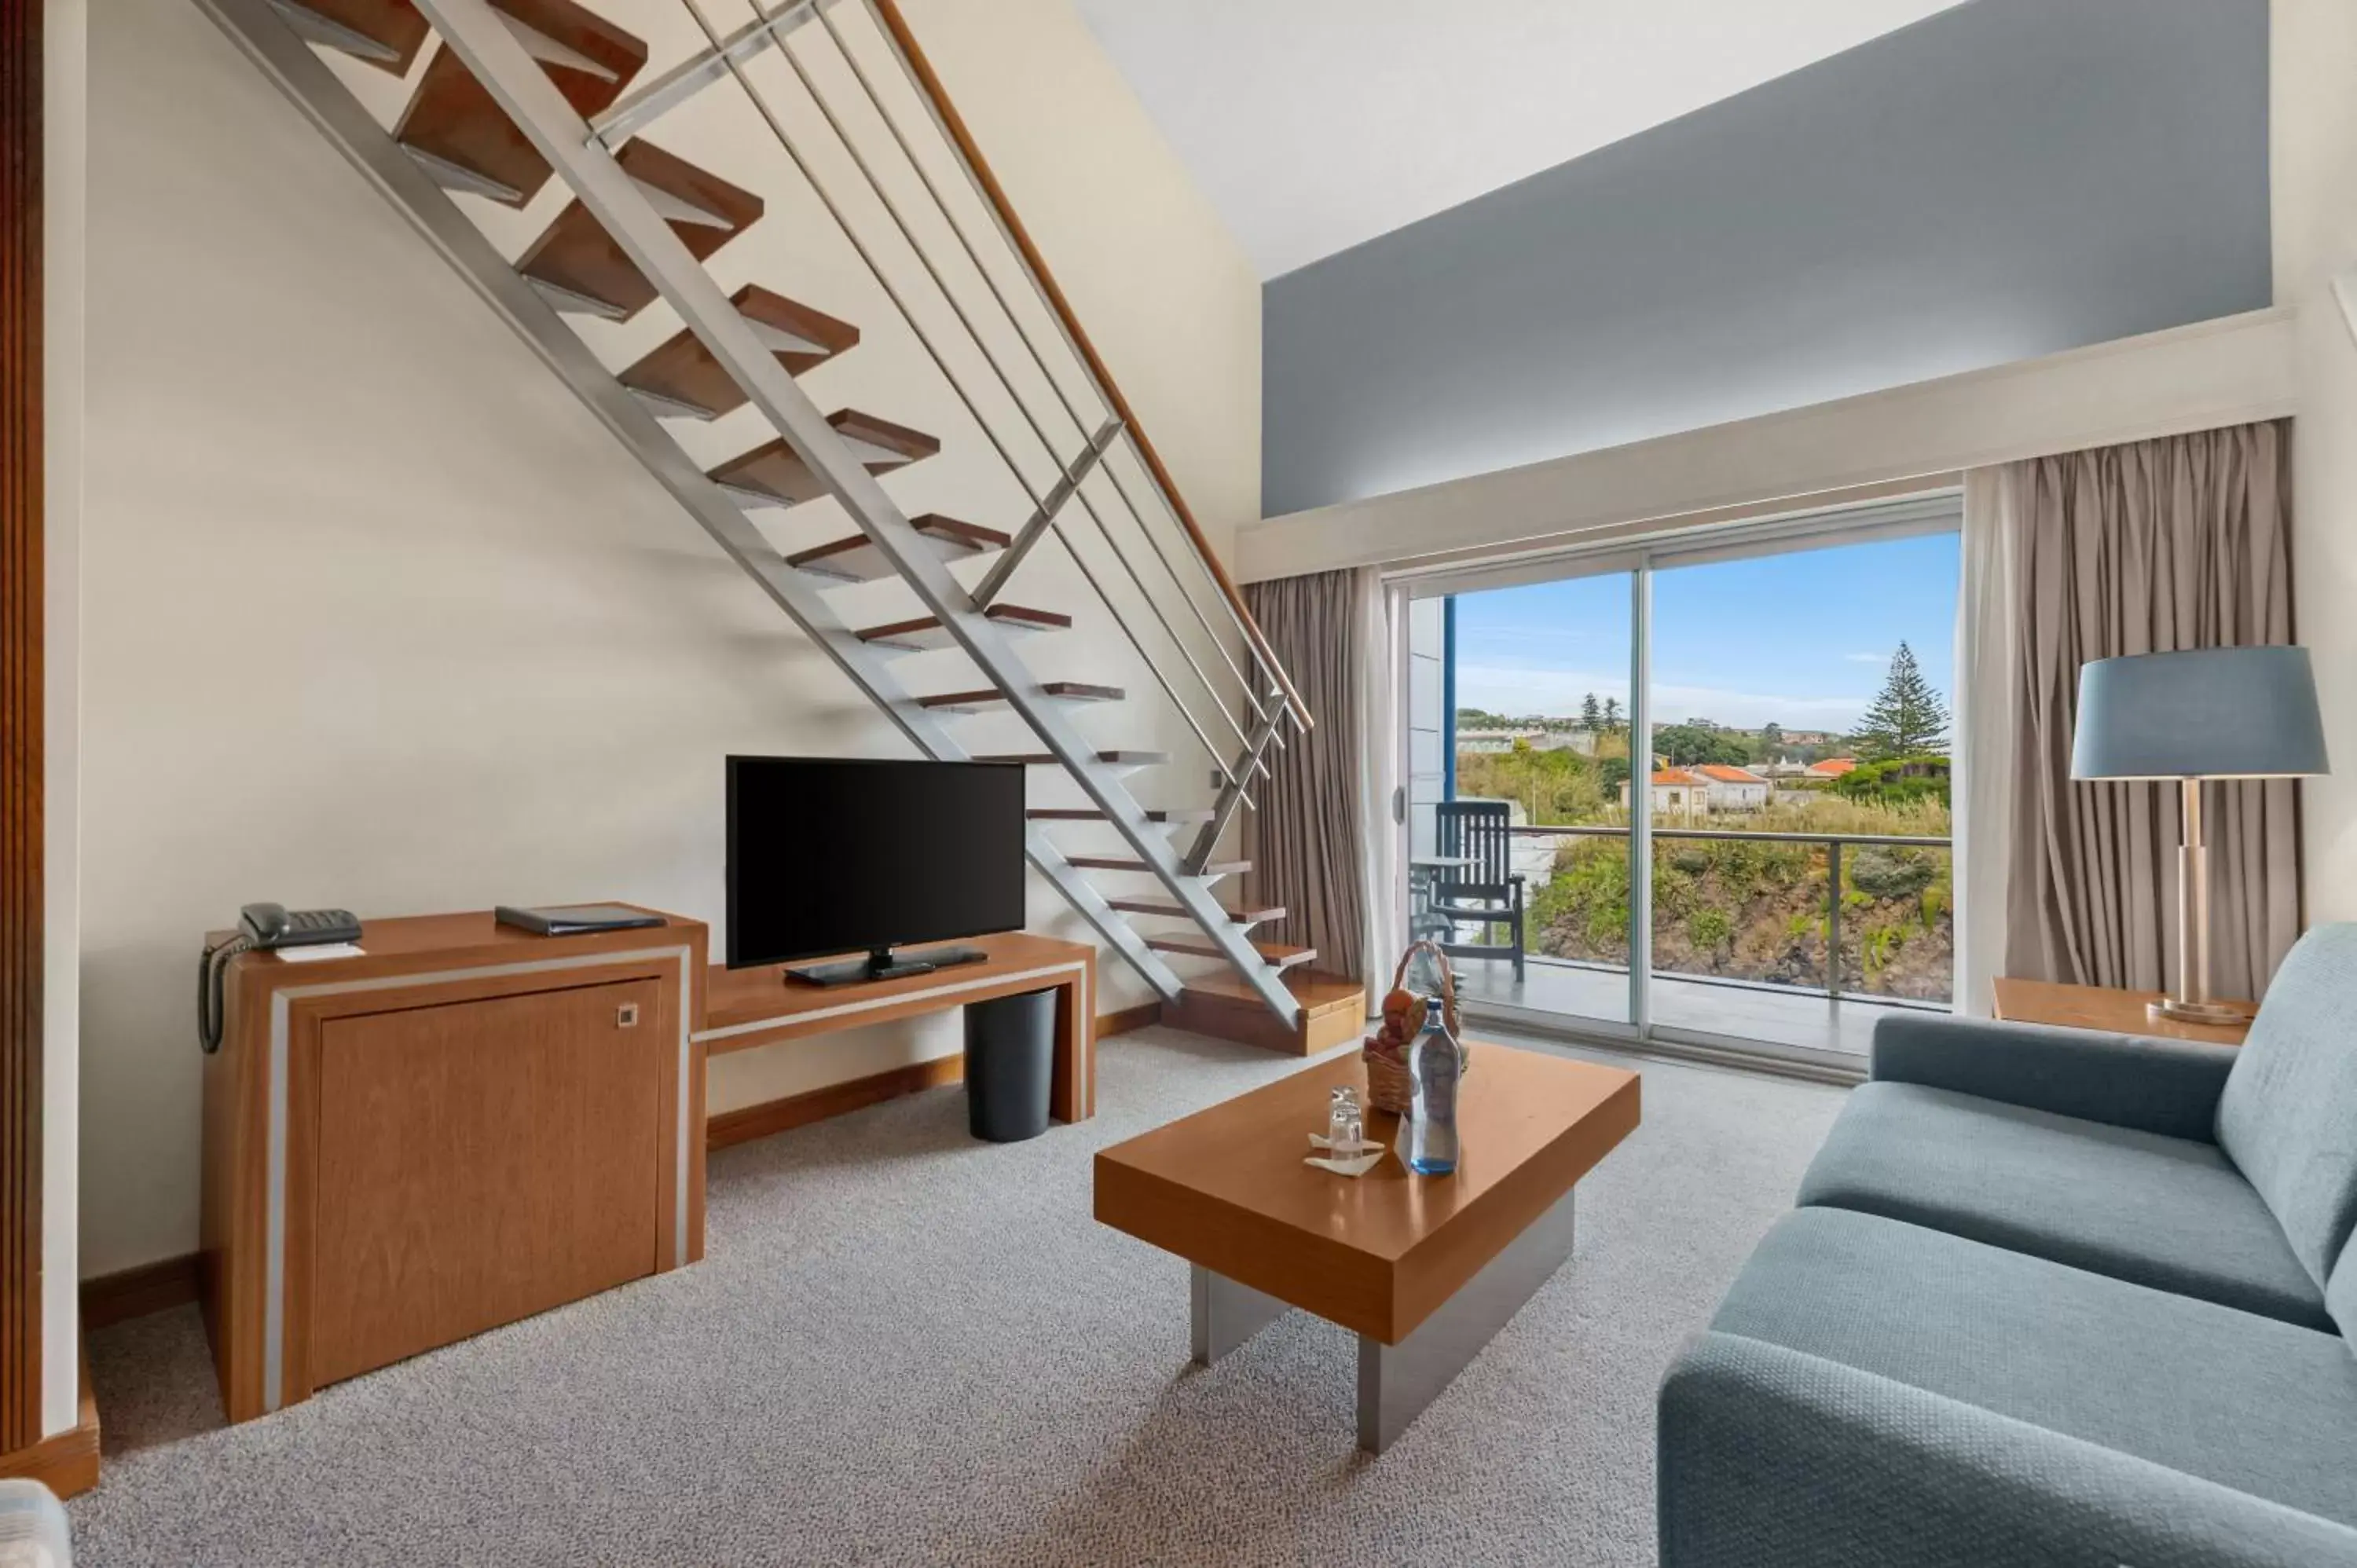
[
  {"xmin": 1, "ymin": 0, "xmax": 46, "ymax": 1458},
  {"xmin": 1389, "ymin": 491, "xmax": 1962, "ymax": 1075}
]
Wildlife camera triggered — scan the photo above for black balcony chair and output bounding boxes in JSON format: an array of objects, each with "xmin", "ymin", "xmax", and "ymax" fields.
[{"xmin": 1431, "ymin": 800, "xmax": 1526, "ymax": 982}]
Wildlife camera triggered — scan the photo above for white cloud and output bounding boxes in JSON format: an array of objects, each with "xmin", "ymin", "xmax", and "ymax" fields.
[{"xmin": 1452, "ymin": 658, "xmax": 1869, "ymax": 730}]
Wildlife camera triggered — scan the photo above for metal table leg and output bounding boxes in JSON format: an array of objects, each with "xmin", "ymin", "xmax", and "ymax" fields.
[
  {"xmin": 1356, "ymin": 1185, "xmax": 1578, "ymax": 1453},
  {"xmin": 1190, "ymin": 1265, "xmax": 1290, "ymax": 1365}
]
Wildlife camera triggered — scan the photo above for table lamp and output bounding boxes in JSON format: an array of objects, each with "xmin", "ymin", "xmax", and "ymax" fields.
[{"xmin": 2072, "ymin": 646, "xmax": 2329, "ymax": 1024}]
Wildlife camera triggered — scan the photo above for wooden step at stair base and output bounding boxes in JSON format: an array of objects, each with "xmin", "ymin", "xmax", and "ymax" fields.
[
  {"xmin": 856, "ymin": 604, "xmax": 1069, "ymax": 654},
  {"xmin": 621, "ymin": 285, "xmax": 860, "ymax": 421},
  {"xmin": 980, "ymin": 750, "xmax": 1166, "ymax": 768},
  {"xmin": 786, "ymin": 515, "xmax": 1005, "ymax": 583},
  {"xmin": 1026, "ymin": 807, "xmax": 1214, "ymax": 824},
  {"xmin": 394, "ymin": 0, "xmax": 648, "ymax": 208},
  {"xmin": 1146, "ymin": 936, "xmax": 1316, "ymax": 970},
  {"xmin": 273, "ymin": 0, "xmax": 429, "ymax": 73},
  {"xmin": 713, "ymin": 411, "xmax": 940, "ymax": 509},
  {"xmin": 1160, "ymin": 969, "xmax": 1368, "ymax": 1057},
  {"xmin": 1069, "ymin": 855, "xmax": 1246, "ymax": 877},
  {"xmin": 1106, "ymin": 897, "xmax": 1281, "ymax": 925},
  {"xmin": 516, "ymin": 141, "xmax": 763, "ymax": 320},
  {"xmin": 920, "ymin": 682, "xmax": 1122, "ymax": 712}
]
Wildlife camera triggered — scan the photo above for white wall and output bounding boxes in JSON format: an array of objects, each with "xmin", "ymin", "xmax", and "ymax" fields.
[
  {"xmin": 2275, "ymin": 0, "xmax": 2357, "ymax": 919},
  {"xmin": 42, "ymin": 0, "xmax": 86, "ymax": 1440},
  {"xmin": 77, "ymin": 0, "xmax": 1257, "ymax": 1277}
]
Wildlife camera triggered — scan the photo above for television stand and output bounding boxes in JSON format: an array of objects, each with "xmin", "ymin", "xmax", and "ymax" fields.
[{"xmin": 784, "ymin": 943, "xmax": 989, "ymax": 987}]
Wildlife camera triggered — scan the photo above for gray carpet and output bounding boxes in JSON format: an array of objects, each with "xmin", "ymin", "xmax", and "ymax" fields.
[{"xmin": 71, "ymin": 1028, "xmax": 1844, "ymax": 1566}]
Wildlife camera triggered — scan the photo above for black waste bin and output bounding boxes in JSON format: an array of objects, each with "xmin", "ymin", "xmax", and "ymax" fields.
[{"xmin": 964, "ymin": 988, "xmax": 1055, "ymax": 1142}]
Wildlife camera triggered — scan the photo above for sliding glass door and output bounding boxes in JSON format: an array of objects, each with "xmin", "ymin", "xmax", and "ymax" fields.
[
  {"xmin": 1408, "ymin": 499, "xmax": 1961, "ymax": 1062},
  {"xmin": 1434, "ymin": 570, "xmax": 1638, "ymax": 1031}
]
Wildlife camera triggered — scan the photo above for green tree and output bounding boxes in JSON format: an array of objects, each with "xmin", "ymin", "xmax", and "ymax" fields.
[
  {"xmin": 1580, "ymin": 692, "xmax": 1603, "ymax": 732},
  {"xmin": 1760, "ymin": 720, "xmax": 1783, "ymax": 755},
  {"xmin": 1851, "ymin": 643, "xmax": 1950, "ymax": 761},
  {"xmin": 1598, "ymin": 755, "xmax": 1631, "ymax": 795},
  {"xmin": 1600, "ymin": 695, "xmax": 1622, "ymax": 733},
  {"xmin": 1652, "ymin": 723, "xmax": 1750, "ymax": 768}
]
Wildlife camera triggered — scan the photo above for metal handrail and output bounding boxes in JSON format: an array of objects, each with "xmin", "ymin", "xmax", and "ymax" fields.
[
  {"xmin": 1506, "ymin": 824, "xmax": 1952, "ymax": 848},
  {"xmin": 859, "ymin": 0, "xmax": 1313, "ymax": 735},
  {"xmin": 667, "ymin": 0, "xmax": 1249, "ymax": 782},
  {"xmin": 680, "ymin": 0, "xmax": 1282, "ymax": 796},
  {"xmin": 1457, "ymin": 821, "xmax": 1953, "ymax": 1002}
]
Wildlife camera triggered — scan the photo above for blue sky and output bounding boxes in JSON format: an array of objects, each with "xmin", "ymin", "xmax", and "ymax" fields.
[{"xmin": 1452, "ymin": 531, "xmax": 1959, "ymax": 733}]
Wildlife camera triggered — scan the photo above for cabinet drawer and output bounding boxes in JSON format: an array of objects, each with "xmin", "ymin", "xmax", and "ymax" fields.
[{"xmin": 310, "ymin": 977, "xmax": 664, "ymax": 1387}]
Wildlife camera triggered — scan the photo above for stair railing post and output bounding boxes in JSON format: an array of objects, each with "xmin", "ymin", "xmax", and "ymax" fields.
[
  {"xmin": 1186, "ymin": 691, "xmax": 1286, "ymax": 875},
  {"xmin": 1826, "ymin": 837, "xmax": 1843, "ymax": 1000},
  {"xmin": 971, "ymin": 418, "xmax": 1120, "ymax": 609}
]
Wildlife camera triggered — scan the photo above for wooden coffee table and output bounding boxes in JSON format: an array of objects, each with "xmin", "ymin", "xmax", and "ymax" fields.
[{"xmin": 1094, "ymin": 1043, "xmax": 1640, "ymax": 1451}]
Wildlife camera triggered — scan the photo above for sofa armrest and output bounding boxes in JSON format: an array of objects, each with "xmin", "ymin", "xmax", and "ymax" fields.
[
  {"xmin": 1659, "ymin": 1332, "xmax": 2357, "ymax": 1568},
  {"xmin": 1869, "ymin": 1012, "xmax": 2238, "ymax": 1141}
]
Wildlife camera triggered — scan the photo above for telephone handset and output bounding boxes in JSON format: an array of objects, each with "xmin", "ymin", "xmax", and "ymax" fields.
[
  {"xmin": 237, "ymin": 902, "xmax": 361, "ymax": 949},
  {"xmin": 198, "ymin": 903, "xmax": 363, "ymax": 1053}
]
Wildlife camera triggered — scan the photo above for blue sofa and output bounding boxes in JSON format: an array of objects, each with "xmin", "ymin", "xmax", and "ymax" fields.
[{"xmin": 1659, "ymin": 923, "xmax": 2357, "ymax": 1568}]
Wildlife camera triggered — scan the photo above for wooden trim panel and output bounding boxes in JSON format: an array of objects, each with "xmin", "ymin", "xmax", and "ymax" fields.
[
  {"xmin": 1, "ymin": 0, "xmax": 43, "ymax": 1456},
  {"xmin": 707, "ymin": 1057, "xmax": 964, "ymax": 1151},
  {"xmin": 0, "ymin": 1344, "xmax": 93, "ymax": 1500},
  {"xmin": 82, "ymin": 1255, "xmax": 203, "ymax": 1331},
  {"xmin": 1094, "ymin": 1002, "xmax": 1160, "ymax": 1039}
]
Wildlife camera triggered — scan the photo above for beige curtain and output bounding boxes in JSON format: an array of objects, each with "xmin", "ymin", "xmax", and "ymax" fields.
[
  {"xmin": 1243, "ymin": 570, "xmax": 1368, "ymax": 982},
  {"xmin": 2003, "ymin": 419, "xmax": 2302, "ymax": 999}
]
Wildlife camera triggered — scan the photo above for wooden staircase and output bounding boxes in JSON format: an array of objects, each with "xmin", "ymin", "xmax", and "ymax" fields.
[{"xmin": 207, "ymin": 0, "xmax": 1353, "ymax": 1039}]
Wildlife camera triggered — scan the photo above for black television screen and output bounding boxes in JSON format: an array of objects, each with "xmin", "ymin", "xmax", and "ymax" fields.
[{"xmin": 726, "ymin": 756, "xmax": 1027, "ymax": 969}]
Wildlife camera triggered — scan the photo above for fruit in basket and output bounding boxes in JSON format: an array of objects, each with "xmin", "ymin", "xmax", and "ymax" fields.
[{"xmin": 1380, "ymin": 987, "xmax": 1427, "ymax": 1045}]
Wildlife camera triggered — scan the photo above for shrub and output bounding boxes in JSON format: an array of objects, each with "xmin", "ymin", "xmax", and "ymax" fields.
[{"xmin": 1849, "ymin": 846, "xmax": 1937, "ymax": 899}]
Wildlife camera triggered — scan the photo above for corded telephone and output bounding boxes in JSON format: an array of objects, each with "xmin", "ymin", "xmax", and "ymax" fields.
[
  {"xmin": 197, "ymin": 903, "xmax": 363, "ymax": 1053},
  {"xmin": 238, "ymin": 903, "xmax": 361, "ymax": 948}
]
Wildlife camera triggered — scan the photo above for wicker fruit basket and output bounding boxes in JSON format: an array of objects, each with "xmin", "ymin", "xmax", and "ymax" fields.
[{"xmin": 1362, "ymin": 940, "xmax": 1464, "ymax": 1117}]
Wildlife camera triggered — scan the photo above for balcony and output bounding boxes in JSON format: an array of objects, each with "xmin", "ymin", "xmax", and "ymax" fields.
[{"xmin": 1434, "ymin": 819, "xmax": 1953, "ymax": 1058}]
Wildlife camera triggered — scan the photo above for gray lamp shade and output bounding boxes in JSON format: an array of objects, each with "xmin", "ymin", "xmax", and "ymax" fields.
[{"xmin": 2072, "ymin": 647, "xmax": 2330, "ymax": 780}]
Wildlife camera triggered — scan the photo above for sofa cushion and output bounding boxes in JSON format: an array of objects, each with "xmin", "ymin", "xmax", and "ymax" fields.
[
  {"xmin": 1713, "ymin": 1208, "xmax": 2357, "ymax": 1528},
  {"xmin": 1798, "ymin": 1079, "xmax": 2328, "ymax": 1328},
  {"xmin": 2219, "ymin": 922, "xmax": 2357, "ymax": 1290}
]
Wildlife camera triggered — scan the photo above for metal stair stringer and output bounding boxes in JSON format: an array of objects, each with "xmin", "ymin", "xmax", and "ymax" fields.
[
  {"xmin": 411, "ymin": 0, "xmax": 1303, "ymax": 1025},
  {"xmin": 195, "ymin": 0, "xmax": 1184, "ymax": 1002}
]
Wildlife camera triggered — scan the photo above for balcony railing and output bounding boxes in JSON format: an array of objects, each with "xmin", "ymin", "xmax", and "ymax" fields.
[{"xmin": 1475, "ymin": 822, "xmax": 1955, "ymax": 1006}]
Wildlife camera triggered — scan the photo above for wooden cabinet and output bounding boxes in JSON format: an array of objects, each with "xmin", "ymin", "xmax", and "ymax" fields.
[{"xmin": 202, "ymin": 910, "xmax": 706, "ymax": 1423}]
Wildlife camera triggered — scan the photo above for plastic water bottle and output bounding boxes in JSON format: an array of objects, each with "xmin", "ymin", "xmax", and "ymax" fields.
[{"xmin": 1406, "ymin": 997, "xmax": 1464, "ymax": 1174}]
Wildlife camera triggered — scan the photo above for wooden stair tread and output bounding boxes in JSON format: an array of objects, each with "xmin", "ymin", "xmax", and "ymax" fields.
[
  {"xmin": 712, "ymin": 411, "xmax": 940, "ymax": 508},
  {"xmin": 621, "ymin": 285, "xmax": 860, "ymax": 419},
  {"xmin": 274, "ymin": 0, "xmax": 431, "ymax": 74},
  {"xmin": 856, "ymin": 605, "xmax": 1069, "ymax": 649},
  {"xmin": 918, "ymin": 682, "xmax": 1122, "ymax": 709},
  {"xmin": 978, "ymin": 751, "xmax": 1168, "ymax": 767},
  {"xmin": 1069, "ymin": 855, "xmax": 1247, "ymax": 875},
  {"xmin": 1182, "ymin": 968, "xmax": 1364, "ymax": 1012},
  {"xmin": 394, "ymin": 0, "xmax": 649, "ymax": 208},
  {"xmin": 1107, "ymin": 897, "xmax": 1282, "ymax": 922},
  {"xmin": 786, "ymin": 515, "xmax": 1006, "ymax": 581},
  {"xmin": 1025, "ymin": 807, "xmax": 1213, "ymax": 823},
  {"xmin": 517, "ymin": 141, "xmax": 762, "ymax": 320},
  {"xmin": 1160, "ymin": 968, "xmax": 1369, "ymax": 1056},
  {"xmin": 1146, "ymin": 936, "xmax": 1316, "ymax": 969}
]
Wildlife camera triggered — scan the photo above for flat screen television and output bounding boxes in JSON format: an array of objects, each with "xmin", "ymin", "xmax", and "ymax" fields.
[{"xmin": 726, "ymin": 755, "xmax": 1027, "ymax": 985}]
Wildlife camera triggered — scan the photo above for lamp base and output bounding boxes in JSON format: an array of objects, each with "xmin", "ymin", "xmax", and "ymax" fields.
[{"xmin": 2150, "ymin": 995, "xmax": 2258, "ymax": 1027}]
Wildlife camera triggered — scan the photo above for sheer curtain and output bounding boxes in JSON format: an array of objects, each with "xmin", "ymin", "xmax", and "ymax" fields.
[
  {"xmin": 1953, "ymin": 468, "xmax": 2018, "ymax": 1017},
  {"xmin": 1974, "ymin": 419, "xmax": 2302, "ymax": 1001}
]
